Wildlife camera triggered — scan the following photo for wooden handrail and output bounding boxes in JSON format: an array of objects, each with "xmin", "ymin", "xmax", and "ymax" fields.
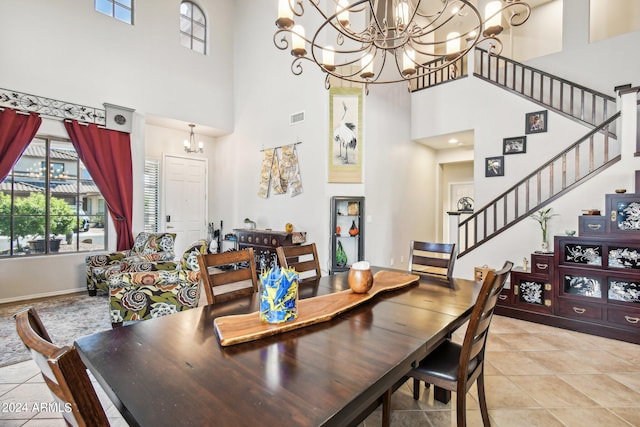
[{"xmin": 474, "ymin": 48, "xmax": 617, "ymax": 137}]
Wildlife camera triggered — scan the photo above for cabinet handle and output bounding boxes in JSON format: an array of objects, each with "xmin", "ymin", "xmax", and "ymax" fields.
[
  {"xmin": 587, "ymin": 224, "xmax": 602, "ymax": 230},
  {"xmin": 536, "ymin": 263, "xmax": 548, "ymax": 270},
  {"xmin": 624, "ymin": 316, "xmax": 639, "ymax": 324},
  {"xmin": 572, "ymin": 307, "xmax": 586, "ymax": 314},
  {"xmin": 498, "ymin": 295, "xmax": 507, "ymax": 300},
  {"xmin": 545, "ymin": 283, "xmax": 552, "ymax": 291}
]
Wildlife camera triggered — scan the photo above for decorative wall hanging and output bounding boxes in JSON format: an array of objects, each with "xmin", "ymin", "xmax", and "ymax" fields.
[
  {"xmin": 485, "ymin": 156, "xmax": 504, "ymax": 177},
  {"xmin": 328, "ymin": 87, "xmax": 363, "ymax": 183},
  {"xmin": 503, "ymin": 136, "xmax": 527, "ymax": 155},
  {"xmin": 525, "ymin": 110, "xmax": 548, "ymax": 134},
  {"xmin": 258, "ymin": 142, "xmax": 303, "ymax": 198}
]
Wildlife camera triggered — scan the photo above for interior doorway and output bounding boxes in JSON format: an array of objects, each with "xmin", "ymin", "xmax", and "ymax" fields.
[{"xmin": 162, "ymin": 155, "xmax": 208, "ymax": 255}]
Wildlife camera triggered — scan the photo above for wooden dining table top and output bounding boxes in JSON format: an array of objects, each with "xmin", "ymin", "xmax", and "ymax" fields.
[{"xmin": 74, "ymin": 267, "xmax": 481, "ymax": 427}]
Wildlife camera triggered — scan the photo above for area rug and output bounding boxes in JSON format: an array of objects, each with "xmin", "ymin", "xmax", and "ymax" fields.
[{"xmin": 0, "ymin": 292, "xmax": 111, "ymax": 367}]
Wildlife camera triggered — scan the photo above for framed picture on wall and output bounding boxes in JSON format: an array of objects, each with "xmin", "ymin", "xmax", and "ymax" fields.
[
  {"xmin": 503, "ymin": 136, "xmax": 527, "ymax": 155},
  {"xmin": 525, "ymin": 110, "xmax": 547, "ymax": 134},
  {"xmin": 328, "ymin": 87, "xmax": 363, "ymax": 183},
  {"xmin": 485, "ymin": 156, "xmax": 504, "ymax": 177}
]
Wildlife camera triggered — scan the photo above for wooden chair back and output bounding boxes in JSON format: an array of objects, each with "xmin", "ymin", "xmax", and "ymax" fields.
[
  {"xmin": 408, "ymin": 240, "xmax": 457, "ymax": 279},
  {"xmin": 197, "ymin": 248, "xmax": 258, "ymax": 305},
  {"xmin": 14, "ymin": 307, "xmax": 109, "ymax": 427},
  {"xmin": 459, "ymin": 260, "xmax": 513, "ymax": 384},
  {"xmin": 276, "ymin": 243, "xmax": 322, "ymax": 284}
]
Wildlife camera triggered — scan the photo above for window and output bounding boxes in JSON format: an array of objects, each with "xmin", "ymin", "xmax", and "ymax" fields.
[
  {"xmin": 144, "ymin": 160, "xmax": 159, "ymax": 233},
  {"xmin": 95, "ymin": 0, "xmax": 133, "ymax": 25},
  {"xmin": 180, "ymin": 1, "xmax": 206, "ymax": 54},
  {"xmin": 0, "ymin": 137, "xmax": 106, "ymax": 257}
]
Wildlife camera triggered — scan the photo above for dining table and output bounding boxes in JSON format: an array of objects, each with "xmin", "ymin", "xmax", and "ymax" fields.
[{"xmin": 74, "ymin": 266, "xmax": 482, "ymax": 427}]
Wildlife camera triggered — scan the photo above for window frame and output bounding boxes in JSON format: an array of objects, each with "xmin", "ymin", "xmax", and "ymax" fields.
[{"xmin": 95, "ymin": 0, "xmax": 134, "ymax": 25}]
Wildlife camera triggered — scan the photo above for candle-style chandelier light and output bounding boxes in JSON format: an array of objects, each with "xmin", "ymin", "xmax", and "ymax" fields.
[{"xmin": 274, "ymin": 0, "xmax": 531, "ymax": 92}]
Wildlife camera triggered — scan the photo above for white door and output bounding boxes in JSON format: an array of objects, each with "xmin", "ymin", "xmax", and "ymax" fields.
[{"xmin": 162, "ymin": 155, "xmax": 207, "ymax": 255}]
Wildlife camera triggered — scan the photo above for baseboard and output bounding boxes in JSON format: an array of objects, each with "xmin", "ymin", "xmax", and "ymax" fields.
[{"xmin": 0, "ymin": 287, "xmax": 87, "ymax": 305}]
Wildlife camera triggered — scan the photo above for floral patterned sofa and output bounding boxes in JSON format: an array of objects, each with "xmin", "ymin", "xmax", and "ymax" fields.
[
  {"xmin": 108, "ymin": 239, "xmax": 210, "ymax": 327},
  {"xmin": 85, "ymin": 232, "xmax": 177, "ymax": 296}
]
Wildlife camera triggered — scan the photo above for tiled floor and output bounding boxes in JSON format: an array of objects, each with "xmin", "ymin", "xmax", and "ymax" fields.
[{"xmin": 1, "ymin": 315, "xmax": 639, "ymax": 426}]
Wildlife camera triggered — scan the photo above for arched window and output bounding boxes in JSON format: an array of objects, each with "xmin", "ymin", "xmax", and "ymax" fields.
[{"xmin": 180, "ymin": 1, "xmax": 206, "ymax": 54}]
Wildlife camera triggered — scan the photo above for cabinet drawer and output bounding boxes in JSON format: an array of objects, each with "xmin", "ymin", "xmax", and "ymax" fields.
[
  {"xmin": 607, "ymin": 307, "xmax": 640, "ymax": 329},
  {"xmin": 497, "ymin": 286, "xmax": 513, "ymax": 306},
  {"xmin": 556, "ymin": 299, "xmax": 603, "ymax": 321},
  {"xmin": 578, "ymin": 215, "xmax": 607, "ymax": 236},
  {"xmin": 531, "ymin": 253, "xmax": 553, "ymax": 277}
]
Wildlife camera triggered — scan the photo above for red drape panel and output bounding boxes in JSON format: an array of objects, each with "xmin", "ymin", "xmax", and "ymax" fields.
[
  {"xmin": 0, "ymin": 109, "xmax": 42, "ymax": 182},
  {"xmin": 64, "ymin": 120, "xmax": 134, "ymax": 251}
]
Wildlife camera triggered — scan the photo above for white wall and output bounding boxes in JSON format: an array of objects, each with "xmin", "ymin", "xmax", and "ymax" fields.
[{"xmin": 0, "ymin": 0, "xmax": 234, "ymax": 134}]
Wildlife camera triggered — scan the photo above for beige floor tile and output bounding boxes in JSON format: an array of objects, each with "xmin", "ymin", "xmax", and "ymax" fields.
[
  {"xmin": 508, "ymin": 375, "xmax": 598, "ymax": 408},
  {"xmin": 488, "ymin": 316, "xmax": 531, "ymax": 334},
  {"xmin": 558, "ymin": 373, "xmax": 640, "ymax": 407},
  {"xmin": 21, "ymin": 420, "xmax": 68, "ymax": 426},
  {"xmin": 423, "ymin": 408, "xmax": 488, "ymax": 427},
  {"xmin": 489, "ymin": 408, "xmax": 565, "ymax": 427},
  {"xmin": 489, "ymin": 333, "xmax": 561, "ymax": 351},
  {"xmin": 485, "ymin": 350, "xmax": 555, "ymax": 376},
  {"xmin": 0, "ymin": 383, "xmax": 55, "ymax": 420},
  {"xmin": 524, "ymin": 350, "xmax": 601, "ymax": 374},
  {"xmin": 0, "ymin": 360, "xmax": 40, "ymax": 384},
  {"xmin": 609, "ymin": 407, "xmax": 640, "ymax": 426},
  {"xmin": 567, "ymin": 350, "xmax": 638, "ymax": 373},
  {"xmin": 608, "ymin": 372, "xmax": 640, "ymax": 393},
  {"xmin": 482, "ymin": 376, "xmax": 541, "ymax": 409},
  {"xmin": 549, "ymin": 407, "xmax": 634, "ymax": 427}
]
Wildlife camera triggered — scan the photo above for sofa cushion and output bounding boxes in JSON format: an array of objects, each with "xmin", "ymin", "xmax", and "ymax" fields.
[
  {"xmin": 131, "ymin": 232, "xmax": 176, "ymax": 255},
  {"xmin": 181, "ymin": 239, "xmax": 210, "ymax": 271}
]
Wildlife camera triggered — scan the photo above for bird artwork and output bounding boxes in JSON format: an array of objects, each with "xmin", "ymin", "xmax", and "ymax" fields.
[{"xmin": 333, "ymin": 101, "xmax": 357, "ymax": 164}]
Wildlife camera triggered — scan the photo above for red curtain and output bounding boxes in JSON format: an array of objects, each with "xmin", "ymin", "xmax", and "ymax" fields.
[
  {"xmin": 0, "ymin": 109, "xmax": 42, "ymax": 182},
  {"xmin": 64, "ymin": 120, "xmax": 134, "ymax": 251}
]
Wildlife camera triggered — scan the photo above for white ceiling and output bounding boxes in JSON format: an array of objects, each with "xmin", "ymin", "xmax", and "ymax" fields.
[{"xmin": 415, "ymin": 129, "xmax": 475, "ymax": 151}]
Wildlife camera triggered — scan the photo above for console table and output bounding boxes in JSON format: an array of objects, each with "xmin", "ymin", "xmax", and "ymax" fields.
[{"xmin": 234, "ymin": 228, "xmax": 306, "ymax": 271}]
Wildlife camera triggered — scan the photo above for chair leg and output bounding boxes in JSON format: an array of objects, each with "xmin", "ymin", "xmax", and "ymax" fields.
[
  {"xmin": 456, "ymin": 389, "xmax": 467, "ymax": 427},
  {"xmin": 382, "ymin": 388, "xmax": 392, "ymax": 427},
  {"xmin": 434, "ymin": 386, "xmax": 451, "ymax": 404},
  {"xmin": 413, "ymin": 378, "xmax": 420, "ymax": 400},
  {"xmin": 477, "ymin": 371, "xmax": 491, "ymax": 426}
]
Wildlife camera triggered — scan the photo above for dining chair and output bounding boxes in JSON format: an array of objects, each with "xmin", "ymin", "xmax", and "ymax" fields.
[
  {"xmin": 276, "ymin": 243, "xmax": 322, "ymax": 284},
  {"xmin": 383, "ymin": 260, "xmax": 513, "ymax": 426},
  {"xmin": 13, "ymin": 307, "xmax": 110, "ymax": 427},
  {"xmin": 408, "ymin": 240, "xmax": 457, "ymax": 280},
  {"xmin": 197, "ymin": 248, "xmax": 259, "ymax": 305}
]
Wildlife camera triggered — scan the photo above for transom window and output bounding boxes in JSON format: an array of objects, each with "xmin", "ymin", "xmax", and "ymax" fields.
[
  {"xmin": 95, "ymin": 0, "xmax": 133, "ymax": 25},
  {"xmin": 0, "ymin": 137, "xmax": 107, "ymax": 257},
  {"xmin": 180, "ymin": 1, "xmax": 206, "ymax": 54}
]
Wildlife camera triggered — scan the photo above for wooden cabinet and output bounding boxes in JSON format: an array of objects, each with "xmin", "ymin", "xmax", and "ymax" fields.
[
  {"xmin": 496, "ymin": 192, "xmax": 640, "ymax": 344},
  {"xmin": 330, "ymin": 196, "xmax": 365, "ymax": 274},
  {"xmin": 507, "ymin": 253, "xmax": 554, "ymax": 314},
  {"xmin": 234, "ymin": 228, "xmax": 306, "ymax": 271}
]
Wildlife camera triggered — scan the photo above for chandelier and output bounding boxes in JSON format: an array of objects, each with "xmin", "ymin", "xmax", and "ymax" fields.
[
  {"xmin": 184, "ymin": 124, "xmax": 203, "ymax": 154},
  {"xmin": 274, "ymin": 0, "xmax": 531, "ymax": 92}
]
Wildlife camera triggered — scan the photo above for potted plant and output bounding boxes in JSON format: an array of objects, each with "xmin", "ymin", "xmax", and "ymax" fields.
[{"xmin": 530, "ymin": 207, "xmax": 558, "ymax": 253}]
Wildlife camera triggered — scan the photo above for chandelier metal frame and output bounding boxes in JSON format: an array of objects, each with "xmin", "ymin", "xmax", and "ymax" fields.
[
  {"xmin": 184, "ymin": 123, "xmax": 203, "ymax": 154},
  {"xmin": 274, "ymin": 0, "xmax": 531, "ymax": 92}
]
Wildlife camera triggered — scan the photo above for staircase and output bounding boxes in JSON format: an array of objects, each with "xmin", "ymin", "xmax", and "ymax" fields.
[{"xmin": 456, "ymin": 48, "xmax": 622, "ymax": 257}]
